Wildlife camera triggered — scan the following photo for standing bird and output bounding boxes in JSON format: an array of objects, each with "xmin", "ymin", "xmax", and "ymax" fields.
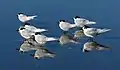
[
  {"xmin": 17, "ymin": 24, "xmax": 47, "ymax": 40},
  {"xmin": 23, "ymin": 23, "xmax": 48, "ymax": 32},
  {"xmin": 17, "ymin": 13, "xmax": 37, "ymax": 23},
  {"xmin": 58, "ymin": 20, "xmax": 77, "ymax": 31},
  {"xmin": 73, "ymin": 16, "xmax": 96, "ymax": 27},
  {"xmin": 82, "ymin": 25, "xmax": 111, "ymax": 38},
  {"xmin": 82, "ymin": 41, "xmax": 111, "ymax": 52},
  {"xmin": 31, "ymin": 32, "xmax": 58, "ymax": 45},
  {"xmin": 17, "ymin": 27, "xmax": 34, "ymax": 39}
]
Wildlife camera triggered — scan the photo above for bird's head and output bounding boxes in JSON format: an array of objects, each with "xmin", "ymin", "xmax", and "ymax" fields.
[
  {"xmin": 73, "ymin": 16, "xmax": 80, "ymax": 19},
  {"xmin": 82, "ymin": 25, "xmax": 90, "ymax": 30},
  {"xmin": 59, "ymin": 20, "xmax": 66, "ymax": 22},
  {"xmin": 16, "ymin": 27, "xmax": 25, "ymax": 32},
  {"xmin": 30, "ymin": 54, "xmax": 40, "ymax": 60}
]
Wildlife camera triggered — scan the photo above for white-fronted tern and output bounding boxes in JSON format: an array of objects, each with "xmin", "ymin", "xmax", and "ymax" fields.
[
  {"xmin": 17, "ymin": 13, "xmax": 37, "ymax": 23},
  {"xmin": 59, "ymin": 20, "xmax": 76, "ymax": 31},
  {"xmin": 73, "ymin": 16, "xmax": 96, "ymax": 27},
  {"xmin": 82, "ymin": 25, "xmax": 111, "ymax": 38},
  {"xmin": 32, "ymin": 32, "xmax": 58, "ymax": 45}
]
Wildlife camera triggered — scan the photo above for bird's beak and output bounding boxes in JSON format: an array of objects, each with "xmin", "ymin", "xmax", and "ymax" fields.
[
  {"xmin": 73, "ymin": 17, "xmax": 75, "ymax": 20},
  {"xmin": 30, "ymin": 54, "xmax": 34, "ymax": 57},
  {"xmin": 16, "ymin": 48, "xmax": 20, "ymax": 51},
  {"xmin": 16, "ymin": 29, "xmax": 19, "ymax": 31},
  {"xmin": 57, "ymin": 21, "xmax": 59, "ymax": 23}
]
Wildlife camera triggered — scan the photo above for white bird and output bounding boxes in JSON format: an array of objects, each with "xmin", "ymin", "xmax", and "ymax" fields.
[
  {"xmin": 59, "ymin": 34, "xmax": 79, "ymax": 45},
  {"xmin": 82, "ymin": 41, "xmax": 111, "ymax": 52},
  {"xmin": 31, "ymin": 47, "xmax": 55, "ymax": 59},
  {"xmin": 23, "ymin": 23, "xmax": 48, "ymax": 32},
  {"xmin": 17, "ymin": 27, "xmax": 34, "ymax": 39},
  {"xmin": 82, "ymin": 25, "xmax": 111, "ymax": 38},
  {"xmin": 17, "ymin": 13, "xmax": 37, "ymax": 23},
  {"xmin": 73, "ymin": 16, "xmax": 96, "ymax": 27},
  {"xmin": 32, "ymin": 32, "xmax": 58, "ymax": 45},
  {"xmin": 59, "ymin": 20, "xmax": 77, "ymax": 31}
]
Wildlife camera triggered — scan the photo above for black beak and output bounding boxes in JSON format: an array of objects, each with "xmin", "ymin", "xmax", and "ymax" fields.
[
  {"xmin": 30, "ymin": 54, "xmax": 34, "ymax": 57},
  {"xmin": 16, "ymin": 48, "xmax": 19, "ymax": 51},
  {"xmin": 16, "ymin": 30, "xmax": 19, "ymax": 31}
]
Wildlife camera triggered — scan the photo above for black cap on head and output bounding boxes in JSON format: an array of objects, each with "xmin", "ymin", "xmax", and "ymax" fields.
[
  {"xmin": 83, "ymin": 25, "xmax": 90, "ymax": 28},
  {"xmin": 59, "ymin": 20, "xmax": 66, "ymax": 22},
  {"xmin": 20, "ymin": 27, "xmax": 25, "ymax": 30},
  {"xmin": 84, "ymin": 49, "xmax": 90, "ymax": 52},
  {"xmin": 74, "ymin": 16, "xmax": 80, "ymax": 19},
  {"xmin": 20, "ymin": 51, "xmax": 24, "ymax": 53},
  {"xmin": 35, "ymin": 32, "xmax": 41, "ymax": 35},
  {"xmin": 18, "ymin": 13, "xmax": 24, "ymax": 15}
]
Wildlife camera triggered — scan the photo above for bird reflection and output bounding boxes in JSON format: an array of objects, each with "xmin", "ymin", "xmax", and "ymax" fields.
[
  {"xmin": 31, "ymin": 47, "xmax": 55, "ymax": 59},
  {"xmin": 59, "ymin": 33, "xmax": 79, "ymax": 45},
  {"xmin": 73, "ymin": 30, "xmax": 85, "ymax": 39},
  {"xmin": 17, "ymin": 39, "xmax": 42, "ymax": 53},
  {"xmin": 82, "ymin": 40, "xmax": 111, "ymax": 52},
  {"xmin": 17, "ymin": 39, "xmax": 55, "ymax": 59}
]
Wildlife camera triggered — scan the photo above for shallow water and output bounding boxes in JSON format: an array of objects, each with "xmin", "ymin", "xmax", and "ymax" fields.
[{"xmin": 0, "ymin": 0, "xmax": 120, "ymax": 70}]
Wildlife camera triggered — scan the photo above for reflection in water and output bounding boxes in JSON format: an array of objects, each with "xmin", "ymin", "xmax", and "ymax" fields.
[
  {"xmin": 17, "ymin": 39, "xmax": 55, "ymax": 59},
  {"xmin": 73, "ymin": 30, "xmax": 85, "ymax": 39},
  {"xmin": 33, "ymin": 48, "xmax": 55, "ymax": 59},
  {"xmin": 59, "ymin": 33, "xmax": 79, "ymax": 45},
  {"xmin": 16, "ymin": 13, "xmax": 112, "ymax": 60},
  {"xmin": 17, "ymin": 38, "xmax": 42, "ymax": 53},
  {"xmin": 82, "ymin": 40, "xmax": 111, "ymax": 52}
]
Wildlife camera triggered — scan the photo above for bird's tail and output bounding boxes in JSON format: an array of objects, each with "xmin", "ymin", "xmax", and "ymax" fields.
[
  {"xmin": 35, "ymin": 29, "xmax": 48, "ymax": 32},
  {"xmin": 97, "ymin": 45, "xmax": 111, "ymax": 50},
  {"xmin": 46, "ymin": 37, "xmax": 58, "ymax": 41},
  {"xmin": 70, "ymin": 40, "xmax": 80, "ymax": 44},
  {"xmin": 98, "ymin": 29, "xmax": 111, "ymax": 34},
  {"xmin": 47, "ymin": 53, "xmax": 56, "ymax": 58},
  {"xmin": 31, "ymin": 15, "xmax": 37, "ymax": 19},
  {"xmin": 86, "ymin": 21, "xmax": 96, "ymax": 25}
]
